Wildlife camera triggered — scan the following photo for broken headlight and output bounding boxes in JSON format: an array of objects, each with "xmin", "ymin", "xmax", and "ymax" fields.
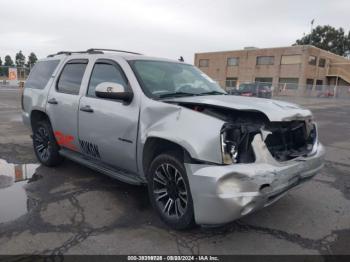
[
  {"xmin": 307, "ymin": 122, "xmax": 318, "ymax": 156},
  {"xmin": 221, "ymin": 123, "xmax": 258, "ymax": 164},
  {"xmin": 220, "ymin": 125, "xmax": 241, "ymax": 164}
]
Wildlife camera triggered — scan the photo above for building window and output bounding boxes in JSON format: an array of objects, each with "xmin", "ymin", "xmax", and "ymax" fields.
[
  {"xmin": 226, "ymin": 77, "xmax": 237, "ymax": 88},
  {"xmin": 316, "ymin": 80, "xmax": 323, "ymax": 86},
  {"xmin": 306, "ymin": 79, "xmax": 314, "ymax": 90},
  {"xmin": 227, "ymin": 57, "xmax": 239, "ymax": 66},
  {"xmin": 281, "ymin": 55, "xmax": 302, "ymax": 65},
  {"xmin": 315, "ymin": 80, "xmax": 323, "ymax": 91},
  {"xmin": 256, "ymin": 56, "xmax": 274, "ymax": 65},
  {"xmin": 318, "ymin": 58, "xmax": 326, "ymax": 68},
  {"xmin": 308, "ymin": 55, "xmax": 317, "ymax": 66},
  {"xmin": 279, "ymin": 78, "xmax": 299, "ymax": 90},
  {"xmin": 199, "ymin": 59, "xmax": 209, "ymax": 67},
  {"xmin": 255, "ymin": 77, "xmax": 273, "ymax": 83}
]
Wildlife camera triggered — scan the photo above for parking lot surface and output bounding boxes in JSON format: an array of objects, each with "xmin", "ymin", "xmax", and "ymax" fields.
[{"xmin": 0, "ymin": 88, "xmax": 349, "ymax": 255}]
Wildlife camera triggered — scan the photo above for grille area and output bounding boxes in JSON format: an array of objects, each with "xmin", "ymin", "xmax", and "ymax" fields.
[{"xmin": 265, "ymin": 121, "xmax": 316, "ymax": 161}]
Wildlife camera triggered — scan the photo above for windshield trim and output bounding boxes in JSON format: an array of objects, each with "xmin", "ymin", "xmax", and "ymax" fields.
[{"xmin": 128, "ymin": 60, "xmax": 155, "ymax": 98}]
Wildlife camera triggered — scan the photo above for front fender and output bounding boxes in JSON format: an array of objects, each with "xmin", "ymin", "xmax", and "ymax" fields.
[{"xmin": 137, "ymin": 99, "xmax": 225, "ymax": 177}]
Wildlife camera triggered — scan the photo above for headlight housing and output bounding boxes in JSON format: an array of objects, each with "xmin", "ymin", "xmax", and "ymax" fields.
[
  {"xmin": 307, "ymin": 122, "xmax": 318, "ymax": 156},
  {"xmin": 221, "ymin": 129, "xmax": 239, "ymax": 164},
  {"xmin": 220, "ymin": 123, "xmax": 258, "ymax": 165}
]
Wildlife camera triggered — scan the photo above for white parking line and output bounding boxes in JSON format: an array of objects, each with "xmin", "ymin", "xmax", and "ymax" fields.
[{"xmin": 0, "ymin": 88, "xmax": 20, "ymax": 92}]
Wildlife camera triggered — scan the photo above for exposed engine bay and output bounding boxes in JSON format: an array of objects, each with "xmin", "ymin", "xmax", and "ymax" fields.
[{"xmin": 177, "ymin": 103, "xmax": 317, "ymax": 163}]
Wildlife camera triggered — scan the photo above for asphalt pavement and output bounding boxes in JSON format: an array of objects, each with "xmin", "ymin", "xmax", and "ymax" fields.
[{"xmin": 0, "ymin": 88, "xmax": 349, "ymax": 255}]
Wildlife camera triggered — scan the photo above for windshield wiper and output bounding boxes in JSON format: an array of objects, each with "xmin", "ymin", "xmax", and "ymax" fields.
[
  {"xmin": 198, "ymin": 91, "xmax": 227, "ymax": 96},
  {"xmin": 158, "ymin": 92, "xmax": 199, "ymax": 98},
  {"xmin": 158, "ymin": 90, "xmax": 226, "ymax": 99}
]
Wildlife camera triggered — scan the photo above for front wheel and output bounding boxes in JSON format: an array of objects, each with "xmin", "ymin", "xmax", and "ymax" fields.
[{"xmin": 147, "ymin": 152, "xmax": 195, "ymax": 230}]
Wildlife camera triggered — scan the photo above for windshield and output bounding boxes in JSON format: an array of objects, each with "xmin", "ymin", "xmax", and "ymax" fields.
[{"xmin": 129, "ymin": 60, "xmax": 226, "ymax": 98}]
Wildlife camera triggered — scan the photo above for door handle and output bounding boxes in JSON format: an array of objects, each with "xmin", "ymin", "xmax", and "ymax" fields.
[
  {"xmin": 80, "ymin": 105, "xmax": 94, "ymax": 113},
  {"xmin": 47, "ymin": 98, "xmax": 58, "ymax": 105}
]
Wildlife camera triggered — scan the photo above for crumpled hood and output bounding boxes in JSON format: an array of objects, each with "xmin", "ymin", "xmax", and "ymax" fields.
[{"xmin": 165, "ymin": 95, "xmax": 312, "ymax": 121}]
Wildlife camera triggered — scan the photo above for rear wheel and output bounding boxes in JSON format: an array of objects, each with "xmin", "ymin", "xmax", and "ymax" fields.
[
  {"xmin": 148, "ymin": 152, "xmax": 195, "ymax": 229},
  {"xmin": 32, "ymin": 121, "xmax": 63, "ymax": 166}
]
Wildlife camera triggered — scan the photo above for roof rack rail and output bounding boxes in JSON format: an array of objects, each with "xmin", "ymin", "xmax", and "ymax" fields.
[
  {"xmin": 47, "ymin": 50, "xmax": 103, "ymax": 58},
  {"xmin": 86, "ymin": 48, "xmax": 142, "ymax": 55},
  {"xmin": 47, "ymin": 48, "xmax": 142, "ymax": 58}
]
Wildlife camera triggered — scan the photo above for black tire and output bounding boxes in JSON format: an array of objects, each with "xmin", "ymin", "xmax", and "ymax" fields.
[
  {"xmin": 147, "ymin": 152, "xmax": 195, "ymax": 230},
  {"xmin": 32, "ymin": 120, "xmax": 63, "ymax": 166}
]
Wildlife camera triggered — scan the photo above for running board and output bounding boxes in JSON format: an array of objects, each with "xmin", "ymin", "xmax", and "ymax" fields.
[{"xmin": 59, "ymin": 149, "xmax": 145, "ymax": 185}]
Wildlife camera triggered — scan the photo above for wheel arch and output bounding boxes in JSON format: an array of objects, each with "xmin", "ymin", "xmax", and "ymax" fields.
[
  {"xmin": 142, "ymin": 137, "xmax": 193, "ymax": 178},
  {"xmin": 30, "ymin": 110, "xmax": 52, "ymax": 131}
]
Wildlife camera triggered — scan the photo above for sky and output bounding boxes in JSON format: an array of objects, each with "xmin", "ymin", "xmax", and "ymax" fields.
[{"xmin": 0, "ymin": 0, "xmax": 349, "ymax": 63}]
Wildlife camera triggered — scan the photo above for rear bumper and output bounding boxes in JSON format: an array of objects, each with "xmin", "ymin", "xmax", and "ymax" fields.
[{"xmin": 185, "ymin": 134, "xmax": 325, "ymax": 225}]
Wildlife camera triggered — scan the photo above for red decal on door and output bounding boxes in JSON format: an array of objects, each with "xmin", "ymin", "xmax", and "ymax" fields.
[
  {"xmin": 54, "ymin": 131, "xmax": 64, "ymax": 145},
  {"xmin": 54, "ymin": 131, "xmax": 78, "ymax": 151}
]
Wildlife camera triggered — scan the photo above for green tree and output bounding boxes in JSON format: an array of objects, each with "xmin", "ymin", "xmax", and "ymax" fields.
[
  {"xmin": 4, "ymin": 55, "xmax": 14, "ymax": 76},
  {"xmin": 294, "ymin": 25, "xmax": 350, "ymax": 56},
  {"xmin": 26, "ymin": 52, "xmax": 38, "ymax": 70},
  {"xmin": 4, "ymin": 55, "xmax": 14, "ymax": 66},
  {"xmin": 15, "ymin": 50, "xmax": 26, "ymax": 68}
]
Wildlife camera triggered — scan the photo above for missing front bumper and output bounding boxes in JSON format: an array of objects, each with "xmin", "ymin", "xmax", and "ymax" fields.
[{"xmin": 185, "ymin": 135, "xmax": 325, "ymax": 225}]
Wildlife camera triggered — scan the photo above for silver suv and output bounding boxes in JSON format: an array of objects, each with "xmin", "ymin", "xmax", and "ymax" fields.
[{"xmin": 22, "ymin": 49, "xmax": 325, "ymax": 229}]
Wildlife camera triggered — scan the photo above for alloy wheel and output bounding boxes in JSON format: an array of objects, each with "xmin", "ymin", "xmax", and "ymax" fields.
[
  {"xmin": 153, "ymin": 163, "xmax": 189, "ymax": 219},
  {"xmin": 34, "ymin": 126, "xmax": 51, "ymax": 162}
]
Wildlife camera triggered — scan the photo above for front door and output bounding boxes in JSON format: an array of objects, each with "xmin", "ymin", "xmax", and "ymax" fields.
[
  {"xmin": 78, "ymin": 59, "xmax": 139, "ymax": 173},
  {"xmin": 46, "ymin": 59, "xmax": 88, "ymax": 152}
]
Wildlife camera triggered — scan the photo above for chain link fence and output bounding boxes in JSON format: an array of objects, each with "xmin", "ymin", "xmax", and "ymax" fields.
[
  {"xmin": 275, "ymin": 83, "xmax": 350, "ymax": 99},
  {"xmin": 224, "ymin": 80, "xmax": 350, "ymax": 99}
]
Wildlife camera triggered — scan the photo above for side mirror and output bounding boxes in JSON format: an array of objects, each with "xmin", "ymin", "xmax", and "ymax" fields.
[{"xmin": 95, "ymin": 82, "xmax": 133, "ymax": 103}]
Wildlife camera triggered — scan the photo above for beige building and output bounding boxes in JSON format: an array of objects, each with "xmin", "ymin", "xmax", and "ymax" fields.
[{"xmin": 194, "ymin": 45, "xmax": 350, "ymax": 95}]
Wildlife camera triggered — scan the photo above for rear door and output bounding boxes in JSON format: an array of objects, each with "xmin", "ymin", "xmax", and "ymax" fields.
[
  {"xmin": 46, "ymin": 59, "xmax": 88, "ymax": 152},
  {"xmin": 78, "ymin": 59, "xmax": 139, "ymax": 173}
]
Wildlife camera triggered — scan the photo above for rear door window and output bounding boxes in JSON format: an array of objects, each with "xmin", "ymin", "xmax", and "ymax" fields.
[
  {"xmin": 57, "ymin": 60, "xmax": 88, "ymax": 95},
  {"xmin": 25, "ymin": 60, "xmax": 60, "ymax": 89}
]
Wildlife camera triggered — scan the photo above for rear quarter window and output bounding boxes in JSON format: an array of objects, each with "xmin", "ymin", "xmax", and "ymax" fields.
[{"xmin": 25, "ymin": 60, "xmax": 60, "ymax": 89}]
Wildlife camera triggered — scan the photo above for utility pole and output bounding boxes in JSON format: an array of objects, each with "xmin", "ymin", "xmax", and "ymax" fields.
[{"xmin": 309, "ymin": 19, "xmax": 315, "ymax": 45}]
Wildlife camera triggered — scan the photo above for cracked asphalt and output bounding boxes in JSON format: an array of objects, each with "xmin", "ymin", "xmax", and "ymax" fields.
[{"xmin": 0, "ymin": 88, "xmax": 349, "ymax": 255}]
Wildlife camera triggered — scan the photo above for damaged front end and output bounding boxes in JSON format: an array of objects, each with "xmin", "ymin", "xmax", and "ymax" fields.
[
  {"xmin": 180, "ymin": 103, "xmax": 318, "ymax": 164},
  {"xmin": 221, "ymin": 118, "xmax": 317, "ymax": 164},
  {"xmin": 177, "ymin": 103, "xmax": 325, "ymax": 225},
  {"xmin": 263, "ymin": 120, "xmax": 317, "ymax": 161}
]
